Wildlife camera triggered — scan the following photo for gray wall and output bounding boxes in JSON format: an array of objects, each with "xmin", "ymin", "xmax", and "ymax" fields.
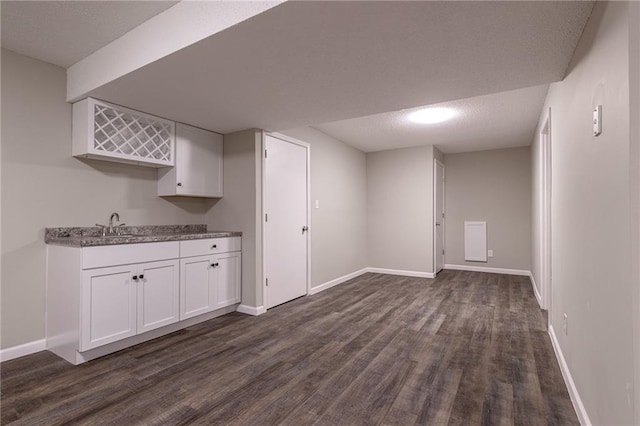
[
  {"xmin": 366, "ymin": 145, "xmax": 435, "ymax": 273},
  {"xmin": 444, "ymin": 147, "xmax": 531, "ymax": 270},
  {"xmin": 531, "ymin": 3, "xmax": 635, "ymax": 424},
  {"xmin": 1, "ymin": 49, "xmax": 207, "ymax": 349},
  {"xmin": 205, "ymin": 129, "xmax": 262, "ymax": 308},
  {"xmin": 281, "ymin": 127, "xmax": 368, "ymax": 288},
  {"xmin": 631, "ymin": 3, "xmax": 640, "ymax": 423}
]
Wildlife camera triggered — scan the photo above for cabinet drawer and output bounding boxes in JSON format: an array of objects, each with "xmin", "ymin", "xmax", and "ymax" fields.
[
  {"xmin": 82, "ymin": 241, "xmax": 180, "ymax": 269},
  {"xmin": 180, "ymin": 237, "xmax": 241, "ymax": 258}
]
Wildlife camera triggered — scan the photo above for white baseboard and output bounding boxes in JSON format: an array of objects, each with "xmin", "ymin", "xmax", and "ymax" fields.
[
  {"xmin": 236, "ymin": 304, "xmax": 266, "ymax": 316},
  {"xmin": 0, "ymin": 339, "xmax": 46, "ymax": 362},
  {"xmin": 309, "ymin": 268, "xmax": 369, "ymax": 295},
  {"xmin": 549, "ymin": 325, "xmax": 592, "ymax": 426},
  {"xmin": 366, "ymin": 267, "xmax": 435, "ymax": 279},
  {"xmin": 444, "ymin": 263, "xmax": 530, "ymax": 277},
  {"xmin": 528, "ymin": 272, "xmax": 543, "ymax": 308}
]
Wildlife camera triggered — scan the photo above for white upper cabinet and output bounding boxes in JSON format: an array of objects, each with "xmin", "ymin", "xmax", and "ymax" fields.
[
  {"xmin": 157, "ymin": 123, "xmax": 223, "ymax": 198},
  {"xmin": 72, "ymin": 98, "xmax": 175, "ymax": 167}
]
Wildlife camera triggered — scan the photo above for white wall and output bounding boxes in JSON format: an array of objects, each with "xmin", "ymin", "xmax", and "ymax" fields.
[
  {"xmin": 531, "ymin": 3, "xmax": 635, "ymax": 424},
  {"xmin": 205, "ymin": 129, "xmax": 262, "ymax": 308},
  {"xmin": 281, "ymin": 127, "xmax": 368, "ymax": 288},
  {"xmin": 1, "ymin": 49, "xmax": 207, "ymax": 349},
  {"xmin": 366, "ymin": 145, "xmax": 435, "ymax": 274},
  {"xmin": 444, "ymin": 147, "xmax": 531, "ymax": 271}
]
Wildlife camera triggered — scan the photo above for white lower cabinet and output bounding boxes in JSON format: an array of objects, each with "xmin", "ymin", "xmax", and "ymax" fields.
[
  {"xmin": 214, "ymin": 252, "xmax": 241, "ymax": 309},
  {"xmin": 180, "ymin": 250, "xmax": 241, "ymax": 320},
  {"xmin": 80, "ymin": 265, "xmax": 137, "ymax": 351},
  {"xmin": 80, "ymin": 259, "xmax": 179, "ymax": 351},
  {"xmin": 47, "ymin": 237, "xmax": 241, "ymax": 365},
  {"xmin": 136, "ymin": 260, "xmax": 180, "ymax": 334}
]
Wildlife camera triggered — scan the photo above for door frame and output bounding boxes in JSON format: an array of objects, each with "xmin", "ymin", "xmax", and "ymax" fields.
[
  {"xmin": 261, "ymin": 132, "xmax": 311, "ymax": 309},
  {"xmin": 433, "ymin": 158, "xmax": 445, "ymax": 274},
  {"xmin": 541, "ymin": 108, "xmax": 552, "ymax": 314}
]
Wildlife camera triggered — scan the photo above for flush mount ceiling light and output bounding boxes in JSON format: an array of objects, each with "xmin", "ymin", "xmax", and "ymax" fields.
[{"xmin": 407, "ymin": 107, "xmax": 457, "ymax": 124}]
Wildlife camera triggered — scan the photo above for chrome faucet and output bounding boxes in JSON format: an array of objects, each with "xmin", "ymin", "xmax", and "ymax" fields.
[
  {"xmin": 96, "ymin": 212, "xmax": 126, "ymax": 236},
  {"xmin": 108, "ymin": 212, "xmax": 122, "ymax": 235}
]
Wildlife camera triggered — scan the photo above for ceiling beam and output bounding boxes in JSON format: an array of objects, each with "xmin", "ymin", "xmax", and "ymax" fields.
[{"xmin": 67, "ymin": 0, "xmax": 284, "ymax": 102}]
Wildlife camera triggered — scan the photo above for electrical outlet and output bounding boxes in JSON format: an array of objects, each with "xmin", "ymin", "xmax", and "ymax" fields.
[
  {"xmin": 563, "ymin": 313, "xmax": 568, "ymax": 335},
  {"xmin": 487, "ymin": 249, "xmax": 494, "ymax": 257}
]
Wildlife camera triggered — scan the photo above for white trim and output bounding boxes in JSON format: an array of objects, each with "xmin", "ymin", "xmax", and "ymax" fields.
[
  {"xmin": 433, "ymin": 158, "xmax": 446, "ymax": 275},
  {"xmin": 0, "ymin": 339, "xmax": 46, "ymax": 362},
  {"xmin": 367, "ymin": 267, "xmax": 435, "ymax": 279},
  {"xmin": 540, "ymin": 107, "xmax": 552, "ymax": 311},
  {"xmin": 236, "ymin": 304, "xmax": 267, "ymax": 316},
  {"xmin": 444, "ymin": 263, "xmax": 530, "ymax": 276},
  {"xmin": 528, "ymin": 272, "xmax": 543, "ymax": 308},
  {"xmin": 549, "ymin": 325, "xmax": 592, "ymax": 426},
  {"xmin": 309, "ymin": 268, "xmax": 369, "ymax": 295}
]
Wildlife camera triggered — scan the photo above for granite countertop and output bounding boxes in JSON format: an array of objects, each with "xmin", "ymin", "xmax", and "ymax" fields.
[{"xmin": 45, "ymin": 224, "xmax": 242, "ymax": 247}]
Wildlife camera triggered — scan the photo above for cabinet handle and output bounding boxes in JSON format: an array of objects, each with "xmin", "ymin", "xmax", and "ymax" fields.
[
  {"xmin": 132, "ymin": 275, "xmax": 138, "ymax": 281},
  {"xmin": 211, "ymin": 244, "xmax": 217, "ymax": 249},
  {"xmin": 138, "ymin": 274, "xmax": 144, "ymax": 280},
  {"xmin": 210, "ymin": 263, "xmax": 220, "ymax": 268},
  {"xmin": 177, "ymin": 182, "xmax": 183, "ymax": 187}
]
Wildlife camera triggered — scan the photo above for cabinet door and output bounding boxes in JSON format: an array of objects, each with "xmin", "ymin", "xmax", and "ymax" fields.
[
  {"xmin": 137, "ymin": 259, "xmax": 179, "ymax": 334},
  {"xmin": 213, "ymin": 251, "xmax": 241, "ymax": 310},
  {"xmin": 180, "ymin": 255, "xmax": 215, "ymax": 320},
  {"xmin": 176, "ymin": 123, "xmax": 223, "ymax": 197},
  {"xmin": 81, "ymin": 265, "xmax": 137, "ymax": 351}
]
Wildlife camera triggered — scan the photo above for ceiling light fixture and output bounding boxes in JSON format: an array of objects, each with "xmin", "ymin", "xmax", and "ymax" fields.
[{"xmin": 408, "ymin": 107, "xmax": 457, "ymax": 124}]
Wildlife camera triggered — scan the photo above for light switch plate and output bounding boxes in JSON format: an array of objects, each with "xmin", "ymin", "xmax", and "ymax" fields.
[{"xmin": 593, "ymin": 105, "xmax": 602, "ymax": 136}]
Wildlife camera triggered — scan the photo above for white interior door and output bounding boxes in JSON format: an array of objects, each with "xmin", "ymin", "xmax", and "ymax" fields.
[
  {"xmin": 264, "ymin": 134, "xmax": 309, "ymax": 309},
  {"xmin": 435, "ymin": 160, "xmax": 445, "ymax": 273}
]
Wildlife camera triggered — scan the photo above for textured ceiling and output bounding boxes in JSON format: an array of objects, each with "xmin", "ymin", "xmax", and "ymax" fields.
[
  {"xmin": 314, "ymin": 85, "xmax": 550, "ymax": 154},
  {"xmin": 85, "ymin": 0, "xmax": 593, "ymax": 152},
  {"xmin": 1, "ymin": 1, "xmax": 178, "ymax": 68},
  {"xmin": 1, "ymin": 1, "xmax": 594, "ymax": 153}
]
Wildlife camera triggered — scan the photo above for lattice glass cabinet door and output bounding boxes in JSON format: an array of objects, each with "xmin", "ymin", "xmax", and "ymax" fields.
[{"xmin": 72, "ymin": 98, "xmax": 175, "ymax": 167}]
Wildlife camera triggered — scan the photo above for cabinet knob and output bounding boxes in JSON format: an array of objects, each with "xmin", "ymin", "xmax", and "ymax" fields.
[
  {"xmin": 139, "ymin": 274, "xmax": 144, "ymax": 280},
  {"xmin": 210, "ymin": 263, "xmax": 216, "ymax": 268},
  {"xmin": 132, "ymin": 275, "xmax": 138, "ymax": 281},
  {"xmin": 211, "ymin": 244, "xmax": 217, "ymax": 249},
  {"xmin": 177, "ymin": 182, "xmax": 183, "ymax": 187}
]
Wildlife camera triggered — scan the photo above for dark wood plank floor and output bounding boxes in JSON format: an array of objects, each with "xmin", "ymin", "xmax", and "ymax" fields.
[{"xmin": 1, "ymin": 271, "xmax": 578, "ymax": 425}]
